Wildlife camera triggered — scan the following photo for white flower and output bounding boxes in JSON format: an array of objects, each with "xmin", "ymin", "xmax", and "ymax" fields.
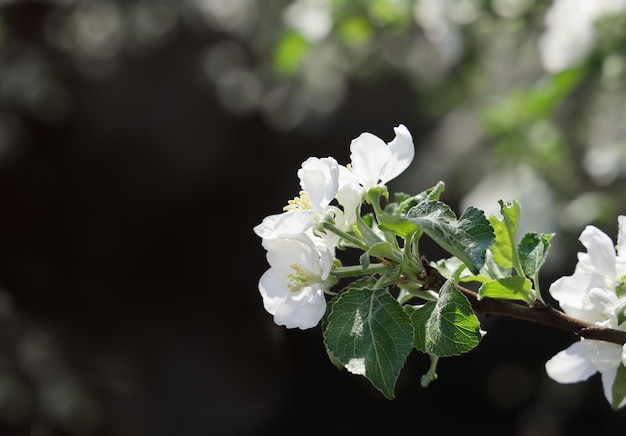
[
  {"xmin": 254, "ymin": 123, "xmax": 415, "ymax": 329},
  {"xmin": 287, "ymin": 156, "xmax": 348, "ymax": 248},
  {"xmin": 347, "ymin": 124, "xmax": 414, "ymax": 191},
  {"xmin": 297, "ymin": 156, "xmax": 339, "ymax": 213},
  {"xmin": 546, "ymin": 216, "xmax": 626, "ymax": 408},
  {"xmin": 549, "ymin": 217, "xmax": 626, "ymax": 322},
  {"xmin": 336, "ymin": 124, "xmax": 415, "ymax": 223},
  {"xmin": 258, "ymin": 235, "xmax": 334, "ymax": 329},
  {"xmin": 538, "ymin": 0, "xmax": 626, "ymax": 73}
]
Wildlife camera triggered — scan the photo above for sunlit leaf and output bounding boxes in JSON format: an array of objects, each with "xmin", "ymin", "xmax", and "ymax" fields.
[
  {"xmin": 518, "ymin": 232, "xmax": 553, "ymax": 278},
  {"xmin": 406, "ymin": 201, "xmax": 495, "ymax": 274},
  {"xmin": 489, "ymin": 199, "xmax": 521, "ymax": 270},
  {"xmin": 616, "ymin": 299, "xmax": 626, "ymax": 326},
  {"xmin": 324, "ymin": 287, "xmax": 414, "ymax": 399},
  {"xmin": 321, "ymin": 296, "xmax": 344, "ymax": 370},
  {"xmin": 478, "ymin": 276, "xmax": 534, "ymax": 304},
  {"xmin": 612, "ymin": 364, "xmax": 626, "ymax": 410},
  {"xmin": 394, "ymin": 181, "xmax": 445, "ymax": 216},
  {"xmin": 354, "ymin": 213, "xmax": 384, "ymax": 247},
  {"xmin": 406, "ymin": 279, "xmax": 482, "ymax": 357}
]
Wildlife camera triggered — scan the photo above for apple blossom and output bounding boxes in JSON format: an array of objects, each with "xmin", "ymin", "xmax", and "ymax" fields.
[
  {"xmin": 283, "ymin": 156, "xmax": 349, "ymax": 248},
  {"xmin": 296, "ymin": 156, "xmax": 339, "ymax": 213},
  {"xmin": 545, "ymin": 216, "xmax": 626, "ymax": 408},
  {"xmin": 345, "ymin": 124, "xmax": 414, "ymax": 191},
  {"xmin": 258, "ymin": 234, "xmax": 335, "ymax": 329}
]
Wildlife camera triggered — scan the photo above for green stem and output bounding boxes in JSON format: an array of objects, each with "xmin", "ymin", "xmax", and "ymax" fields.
[
  {"xmin": 532, "ymin": 272, "xmax": 545, "ymax": 303},
  {"xmin": 322, "ymin": 222, "xmax": 369, "ymax": 250},
  {"xmin": 421, "ymin": 355, "xmax": 439, "ymax": 387},
  {"xmin": 332, "ymin": 263, "xmax": 389, "ymax": 279}
]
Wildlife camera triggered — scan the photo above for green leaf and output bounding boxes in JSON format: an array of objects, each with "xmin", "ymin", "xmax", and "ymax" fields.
[
  {"xmin": 359, "ymin": 251, "xmax": 371, "ymax": 271},
  {"xmin": 355, "ymin": 213, "xmax": 385, "ymax": 247},
  {"xmin": 394, "ymin": 181, "xmax": 446, "ymax": 216},
  {"xmin": 518, "ymin": 232, "xmax": 554, "ymax": 278},
  {"xmin": 478, "ymin": 277, "xmax": 535, "ymax": 304},
  {"xmin": 376, "ymin": 182, "xmax": 446, "ymax": 239},
  {"xmin": 481, "ymin": 249, "xmax": 510, "ymax": 280},
  {"xmin": 323, "ymin": 287, "xmax": 414, "ymax": 399},
  {"xmin": 616, "ymin": 299, "xmax": 626, "ymax": 326},
  {"xmin": 612, "ymin": 364, "xmax": 626, "ymax": 410},
  {"xmin": 406, "ymin": 201, "xmax": 495, "ymax": 274},
  {"xmin": 406, "ymin": 279, "xmax": 482, "ymax": 357},
  {"xmin": 321, "ymin": 297, "xmax": 344, "ymax": 371},
  {"xmin": 377, "ymin": 214, "xmax": 420, "ymax": 239},
  {"xmin": 368, "ymin": 241, "xmax": 398, "ymax": 261},
  {"xmin": 384, "ymin": 192, "xmax": 411, "ymax": 214},
  {"xmin": 489, "ymin": 199, "xmax": 522, "ymax": 270}
]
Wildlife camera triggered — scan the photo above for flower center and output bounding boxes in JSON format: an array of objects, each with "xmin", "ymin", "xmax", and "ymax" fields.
[
  {"xmin": 284, "ymin": 191, "xmax": 314, "ymax": 211},
  {"xmin": 287, "ymin": 263, "xmax": 318, "ymax": 292}
]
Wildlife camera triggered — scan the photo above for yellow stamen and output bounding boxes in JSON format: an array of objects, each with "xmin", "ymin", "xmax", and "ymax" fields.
[
  {"xmin": 283, "ymin": 191, "xmax": 314, "ymax": 211},
  {"xmin": 287, "ymin": 263, "xmax": 317, "ymax": 292}
]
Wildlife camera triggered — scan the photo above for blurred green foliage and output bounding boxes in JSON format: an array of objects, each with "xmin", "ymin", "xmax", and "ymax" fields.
[{"xmin": 1, "ymin": 0, "xmax": 626, "ymax": 433}]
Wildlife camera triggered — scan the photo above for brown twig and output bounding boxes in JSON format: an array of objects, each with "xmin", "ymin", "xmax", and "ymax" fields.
[{"xmin": 455, "ymin": 284, "xmax": 626, "ymax": 345}]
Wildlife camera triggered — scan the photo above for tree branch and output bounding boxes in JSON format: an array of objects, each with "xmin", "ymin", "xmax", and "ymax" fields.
[{"xmin": 455, "ymin": 284, "xmax": 626, "ymax": 345}]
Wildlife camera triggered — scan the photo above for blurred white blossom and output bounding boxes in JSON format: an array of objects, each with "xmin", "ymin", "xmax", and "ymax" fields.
[
  {"xmin": 539, "ymin": 0, "xmax": 626, "ymax": 73},
  {"xmin": 283, "ymin": 0, "xmax": 332, "ymax": 42}
]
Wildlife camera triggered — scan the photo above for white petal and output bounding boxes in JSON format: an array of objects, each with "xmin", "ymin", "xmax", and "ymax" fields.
[
  {"xmin": 583, "ymin": 339, "xmax": 623, "ymax": 372},
  {"xmin": 579, "ymin": 225, "xmax": 617, "ymax": 279},
  {"xmin": 349, "ymin": 132, "xmax": 391, "ymax": 188},
  {"xmin": 298, "ymin": 157, "xmax": 339, "ymax": 211},
  {"xmin": 273, "ymin": 287, "xmax": 326, "ymax": 329},
  {"xmin": 258, "ymin": 268, "xmax": 289, "ymax": 315},
  {"xmin": 574, "ymin": 252, "xmax": 594, "ymax": 274},
  {"xmin": 622, "ymin": 343, "xmax": 626, "ymax": 368},
  {"xmin": 588, "ymin": 287, "xmax": 619, "ymax": 319},
  {"xmin": 549, "ymin": 274, "xmax": 589, "ymax": 308},
  {"xmin": 254, "ymin": 210, "xmax": 315, "ymax": 250},
  {"xmin": 336, "ymin": 165, "xmax": 363, "ymax": 226},
  {"xmin": 378, "ymin": 124, "xmax": 415, "ymax": 185},
  {"xmin": 266, "ymin": 236, "xmax": 320, "ymax": 279},
  {"xmin": 616, "ymin": 256, "xmax": 626, "ymax": 279},
  {"xmin": 618, "ymin": 215, "xmax": 626, "ymax": 257},
  {"xmin": 336, "ymin": 188, "xmax": 361, "ymax": 226},
  {"xmin": 338, "ymin": 163, "xmax": 359, "ymax": 188},
  {"xmin": 549, "ymin": 273, "xmax": 605, "ymax": 322},
  {"xmin": 314, "ymin": 242, "xmax": 334, "ymax": 280},
  {"xmin": 545, "ymin": 341, "xmax": 597, "ymax": 383}
]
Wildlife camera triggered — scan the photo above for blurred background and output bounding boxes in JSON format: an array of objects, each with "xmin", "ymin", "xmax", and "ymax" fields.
[{"xmin": 0, "ymin": 0, "xmax": 626, "ymax": 434}]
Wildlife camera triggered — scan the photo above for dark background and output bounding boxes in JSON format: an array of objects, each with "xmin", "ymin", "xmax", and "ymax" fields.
[{"xmin": 1, "ymin": 1, "xmax": 626, "ymax": 435}]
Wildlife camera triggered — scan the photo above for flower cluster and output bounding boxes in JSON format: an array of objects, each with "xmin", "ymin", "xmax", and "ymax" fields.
[
  {"xmin": 252, "ymin": 123, "xmax": 626, "ymax": 409},
  {"xmin": 546, "ymin": 216, "xmax": 626, "ymax": 408},
  {"xmin": 253, "ymin": 125, "xmax": 415, "ymax": 329}
]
